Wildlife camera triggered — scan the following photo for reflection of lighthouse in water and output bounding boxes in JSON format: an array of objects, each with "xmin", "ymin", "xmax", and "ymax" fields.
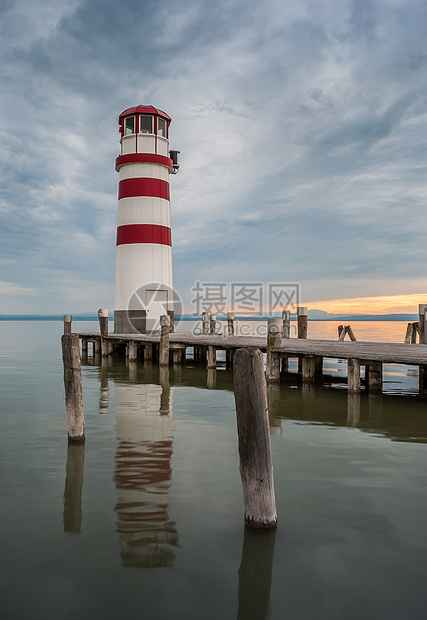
[{"xmin": 113, "ymin": 376, "xmax": 178, "ymax": 567}]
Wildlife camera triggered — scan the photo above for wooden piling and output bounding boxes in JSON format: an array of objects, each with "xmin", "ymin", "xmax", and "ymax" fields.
[
  {"xmin": 366, "ymin": 361, "xmax": 382, "ymax": 393},
  {"xmin": 168, "ymin": 309, "xmax": 175, "ymax": 333},
  {"xmin": 297, "ymin": 307, "xmax": 308, "ymax": 339},
  {"xmin": 159, "ymin": 315, "xmax": 170, "ymax": 367},
  {"xmin": 202, "ymin": 312, "xmax": 209, "ymax": 335},
  {"xmin": 419, "ymin": 305, "xmax": 427, "ymax": 344},
  {"xmin": 282, "ymin": 310, "xmax": 290, "ymax": 338},
  {"xmin": 210, "ymin": 314, "xmax": 217, "ymax": 335},
  {"xmin": 61, "ymin": 333, "xmax": 85, "ymax": 442},
  {"xmin": 233, "ymin": 348, "xmax": 277, "ymax": 528},
  {"xmin": 63, "ymin": 315, "xmax": 72, "ymax": 334},
  {"xmin": 301, "ymin": 356, "xmax": 316, "ymax": 383},
  {"xmin": 128, "ymin": 340, "xmax": 138, "ymax": 362},
  {"xmin": 347, "ymin": 358, "xmax": 361, "ymax": 393},
  {"xmin": 207, "ymin": 345, "xmax": 216, "ymax": 369},
  {"xmin": 419, "ymin": 366, "xmax": 427, "ymax": 396},
  {"xmin": 227, "ymin": 312, "xmax": 235, "ymax": 336},
  {"xmin": 266, "ymin": 318, "xmax": 281, "ymax": 383},
  {"xmin": 144, "ymin": 343, "xmax": 153, "ymax": 361},
  {"xmin": 98, "ymin": 308, "xmax": 109, "ymax": 336}
]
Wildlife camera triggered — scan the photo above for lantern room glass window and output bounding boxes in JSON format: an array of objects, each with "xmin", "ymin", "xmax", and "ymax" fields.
[
  {"xmin": 140, "ymin": 115, "xmax": 153, "ymax": 134},
  {"xmin": 158, "ymin": 118, "xmax": 167, "ymax": 138},
  {"xmin": 124, "ymin": 116, "xmax": 135, "ymax": 135}
]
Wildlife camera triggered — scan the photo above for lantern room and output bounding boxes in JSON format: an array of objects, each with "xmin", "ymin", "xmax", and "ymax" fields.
[{"xmin": 118, "ymin": 105, "xmax": 172, "ymax": 158}]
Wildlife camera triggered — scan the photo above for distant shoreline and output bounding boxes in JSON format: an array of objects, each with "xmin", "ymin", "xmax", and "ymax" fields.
[{"xmin": 0, "ymin": 313, "xmax": 419, "ymax": 322}]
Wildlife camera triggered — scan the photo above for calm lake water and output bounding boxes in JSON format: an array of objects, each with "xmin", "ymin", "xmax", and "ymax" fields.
[{"xmin": 1, "ymin": 320, "xmax": 427, "ymax": 619}]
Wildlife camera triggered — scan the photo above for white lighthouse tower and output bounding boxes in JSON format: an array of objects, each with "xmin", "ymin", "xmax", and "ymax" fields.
[{"xmin": 114, "ymin": 105, "xmax": 179, "ymax": 333}]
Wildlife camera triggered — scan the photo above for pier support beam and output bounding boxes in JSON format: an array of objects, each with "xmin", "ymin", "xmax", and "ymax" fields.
[
  {"xmin": 61, "ymin": 333, "xmax": 85, "ymax": 442},
  {"xmin": 302, "ymin": 356, "xmax": 316, "ymax": 384},
  {"xmin": 366, "ymin": 361, "xmax": 382, "ymax": 393},
  {"xmin": 347, "ymin": 358, "xmax": 361, "ymax": 393},
  {"xmin": 207, "ymin": 345, "xmax": 216, "ymax": 369},
  {"xmin": 226, "ymin": 348, "xmax": 235, "ymax": 369},
  {"xmin": 266, "ymin": 318, "xmax": 281, "ymax": 383},
  {"xmin": 144, "ymin": 344, "xmax": 153, "ymax": 361},
  {"xmin": 233, "ymin": 348, "xmax": 277, "ymax": 529},
  {"xmin": 128, "ymin": 340, "xmax": 138, "ymax": 362}
]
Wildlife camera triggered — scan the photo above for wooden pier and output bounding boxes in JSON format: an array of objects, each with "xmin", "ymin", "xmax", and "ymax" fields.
[{"xmin": 75, "ymin": 328, "xmax": 427, "ymax": 395}]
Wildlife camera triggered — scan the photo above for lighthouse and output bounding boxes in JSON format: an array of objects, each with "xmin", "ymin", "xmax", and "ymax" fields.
[{"xmin": 114, "ymin": 105, "xmax": 179, "ymax": 334}]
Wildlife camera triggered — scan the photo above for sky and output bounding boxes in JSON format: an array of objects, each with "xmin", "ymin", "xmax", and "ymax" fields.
[{"xmin": 0, "ymin": 0, "xmax": 426, "ymax": 315}]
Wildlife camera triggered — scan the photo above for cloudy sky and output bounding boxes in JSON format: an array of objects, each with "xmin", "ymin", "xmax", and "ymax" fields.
[{"xmin": 1, "ymin": 0, "xmax": 426, "ymax": 315}]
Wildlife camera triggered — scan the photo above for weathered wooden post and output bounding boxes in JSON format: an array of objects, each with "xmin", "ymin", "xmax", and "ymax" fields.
[
  {"xmin": 347, "ymin": 358, "xmax": 361, "ymax": 393},
  {"xmin": 159, "ymin": 315, "xmax": 170, "ymax": 367},
  {"xmin": 226, "ymin": 348, "xmax": 235, "ymax": 369},
  {"xmin": 168, "ymin": 309, "xmax": 175, "ymax": 333},
  {"xmin": 61, "ymin": 333, "xmax": 85, "ymax": 442},
  {"xmin": 266, "ymin": 318, "xmax": 281, "ymax": 382},
  {"xmin": 419, "ymin": 366, "xmax": 427, "ymax": 396},
  {"xmin": 63, "ymin": 315, "xmax": 72, "ymax": 334},
  {"xmin": 98, "ymin": 308, "xmax": 109, "ymax": 336},
  {"xmin": 281, "ymin": 310, "xmax": 290, "ymax": 373},
  {"xmin": 227, "ymin": 312, "xmax": 235, "ymax": 336},
  {"xmin": 233, "ymin": 348, "xmax": 277, "ymax": 528},
  {"xmin": 210, "ymin": 313, "xmax": 217, "ymax": 335},
  {"xmin": 281, "ymin": 310, "xmax": 290, "ymax": 338},
  {"xmin": 297, "ymin": 307, "xmax": 308, "ymax": 339},
  {"xmin": 419, "ymin": 304, "xmax": 427, "ymax": 344},
  {"xmin": 202, "ymin": 312, "xmax": 209, "ymax": 335},
  {"xmin": 144, "ymin": 343, "xmax": 153, "ymax": 361}
]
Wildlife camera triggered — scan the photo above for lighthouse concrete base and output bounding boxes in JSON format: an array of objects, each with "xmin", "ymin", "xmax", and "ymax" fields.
[{"xmin": 114, "ymin": 310, "xmax": 147, "ymax": 334}]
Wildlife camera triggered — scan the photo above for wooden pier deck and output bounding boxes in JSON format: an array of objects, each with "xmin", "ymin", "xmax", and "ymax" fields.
[{"xmin": 76, "ymin": 330, "xmax": 427, "ymax": 395}]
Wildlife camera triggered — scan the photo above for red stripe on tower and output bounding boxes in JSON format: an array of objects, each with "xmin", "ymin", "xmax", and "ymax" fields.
[
  {"xmin": 116, "ymin": 224, "xmax": 172, "ymax": 246},
  {"xmin": 118, "ymin": 178, "xmax": 170, "ymax": 201}
]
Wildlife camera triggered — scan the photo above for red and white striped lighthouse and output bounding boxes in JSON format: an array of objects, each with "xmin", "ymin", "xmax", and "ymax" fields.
[{"xmin": 114, "ymin": 105, "xmax": 179, "ymax": 333}]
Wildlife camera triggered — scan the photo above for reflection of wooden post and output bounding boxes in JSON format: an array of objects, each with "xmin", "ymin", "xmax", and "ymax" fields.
[
  {"xmin": 348, "ymin": 358, "xmax": 361, "ymax": 393},
  {"xmin": 347, "ymin": 394, "xmax": 361, "ymax": 427},
  {"xmin": 233, "ymin": 348, "xmax": 277, "ymax": 528},
  {"xmin": 159, "ymin": 367, "xmax": 171, "ymax": 414},
  {"xmin": 227, "ymin": 312, "xmax": 235, "ymax": 335},
  {"xmin": 207, "ymin": 368, "xmax": 217, "ymax": 389},
  {"xmin": 266, "ymin": 318, "xmax": 281, "ymax": 383},
  {"xmin": 237, "ymin": 527, "xmax": 276, "ymax": 620},
  {"xmin": 297, "ymin": 307, "xmax": 307, "ymax": 339},
  {"xmin": 98, "ymin": 308, "xmax": 109, "ymax": 336},
  {"xmin": 63, "ymin": 442, "xmax": 85, "ymax": 533},
  {"xmin": 159, "ymin": 315, "xmax": 170, "ymax": 367},
  {"xmin": 202, "ymin": 312, "xmax": 209, "ymax": 335},
  {"xmin": 63, "ymin": 315, "xmax": 72, "ymax": 334},
  {"xmin": 62, "ymin": 334, "xmax": 85, "ymax": 442}
]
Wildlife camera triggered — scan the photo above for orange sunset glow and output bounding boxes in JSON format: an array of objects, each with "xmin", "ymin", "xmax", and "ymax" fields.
[{"xmin": 307, "ymin": 294, "xmax": 427, "ymax": 315}]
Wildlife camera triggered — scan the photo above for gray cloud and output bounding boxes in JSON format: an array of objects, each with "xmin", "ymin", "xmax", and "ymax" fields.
[{"xmin": 0, "ymin": 0, "xmax": 426, "ymax": 312}]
